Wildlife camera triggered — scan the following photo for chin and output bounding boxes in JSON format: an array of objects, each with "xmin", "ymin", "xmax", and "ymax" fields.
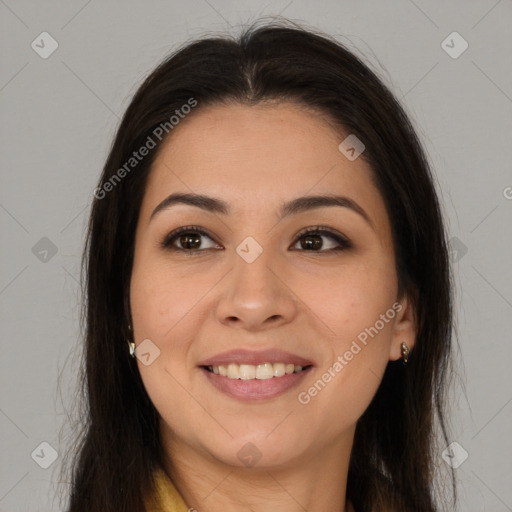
[{"xmin": 203, "ymin": 431, "xmax": 306, "ymax": 470}]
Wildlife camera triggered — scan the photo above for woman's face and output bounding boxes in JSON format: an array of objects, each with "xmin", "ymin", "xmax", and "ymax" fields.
[{"xmin": 130, "ymin": 102, "xmax": 416, "ymax": 469}]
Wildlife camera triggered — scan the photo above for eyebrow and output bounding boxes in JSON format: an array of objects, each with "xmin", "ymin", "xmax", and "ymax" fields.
[{"xmin": 149, "ymin": 192, "xmax": 374, "ymax": 229}]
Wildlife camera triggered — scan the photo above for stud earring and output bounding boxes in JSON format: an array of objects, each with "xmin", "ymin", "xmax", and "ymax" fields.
[
  {"xmin": 401, "ymin": 342, "xmax": 409, "ymax": 365},
  {"xmin": 127, "ymin": 324, "xmax": 135, "ymax": 357}
]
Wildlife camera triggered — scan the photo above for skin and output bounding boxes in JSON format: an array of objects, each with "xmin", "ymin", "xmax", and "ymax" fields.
[{"xmin": 129, "ymin": 101, "xmax": 417, "ymax": 512}]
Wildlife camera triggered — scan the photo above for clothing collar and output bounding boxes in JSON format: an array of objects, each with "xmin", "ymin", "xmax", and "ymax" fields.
[{"xmin": 145, "ymin": 466, "xmax": 190, "ymax": 512}]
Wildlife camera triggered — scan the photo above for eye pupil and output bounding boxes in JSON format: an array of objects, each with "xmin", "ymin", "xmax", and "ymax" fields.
[
  {"xmin": 180, "ymin": 233, "xmax": 201, "ymax": 250},
  {"xmin": 301, "ymin": 235, "xmax": 323, "ymax": 250}
]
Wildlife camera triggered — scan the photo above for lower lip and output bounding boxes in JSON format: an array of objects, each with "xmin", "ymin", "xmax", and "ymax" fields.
[{"xmin": 199, "ymin": 366, "xmax": 313, "ymax": 402}]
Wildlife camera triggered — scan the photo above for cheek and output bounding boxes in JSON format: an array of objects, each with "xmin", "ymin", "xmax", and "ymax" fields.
[
  {"xmin": 130, "ymin": 261, "xmax": 213, "ymax": 417},
  {"xmin": 130, "ymin": 262, "xmax": 196, "ymax": 404},
  {"xmin": 292, "ymin": 257, "xmax": 398, "ymax": 343},
  {"xmin": 130, "ymin": 258, "xmax": 211, "ymax": 339},
  {"xmin": 131, "ymin": 282, "xmax": 201, "ymax": 439},
  {"xmin": 291, "ymin": 259, "xmax": 397, "ymax": 414}
]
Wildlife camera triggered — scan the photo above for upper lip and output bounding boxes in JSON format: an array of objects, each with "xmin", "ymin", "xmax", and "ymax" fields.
[{"xmin": 197, "ymin": 349, "xmax": 314, "ymax": 367}]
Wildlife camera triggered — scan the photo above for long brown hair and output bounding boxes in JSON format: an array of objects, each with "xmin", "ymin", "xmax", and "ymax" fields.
[{"xmin": 62, "ymin": 18, "xmax": 456, "ymax": 511}]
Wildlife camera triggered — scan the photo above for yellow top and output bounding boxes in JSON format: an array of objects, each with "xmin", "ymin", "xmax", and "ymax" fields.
[
  {"xmin": 145, "ymin": 465, "xmax": 356, "ymax": 512},
  {"xmin": 145, "ymin": 466, "xmax": 190, "ymax": 512}
]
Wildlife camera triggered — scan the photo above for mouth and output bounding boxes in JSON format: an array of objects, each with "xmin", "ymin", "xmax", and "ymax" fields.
[
  {"xmin": 202, "ymin": 362, "xmax": 313, "ymax": 380},
  {"xmin": 197, "ymin": 348, "xmax": 314, "ymax": 401}
]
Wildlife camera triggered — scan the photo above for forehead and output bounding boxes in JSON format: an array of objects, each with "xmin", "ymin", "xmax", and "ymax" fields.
[{"xmin": 141, "ymin": 102, "xmax": 389, "ymax": 230}]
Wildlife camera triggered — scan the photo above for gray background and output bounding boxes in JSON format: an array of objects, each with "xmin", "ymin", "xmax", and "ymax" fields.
[{"xmin": 1, "ymin": 1, "xmax": 511, "ymax": 510}]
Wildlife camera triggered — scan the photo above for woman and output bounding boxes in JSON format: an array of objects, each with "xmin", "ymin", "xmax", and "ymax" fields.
[{"xmin": 64, "ymin": 18, "xmax": 456, "ymax": 512}]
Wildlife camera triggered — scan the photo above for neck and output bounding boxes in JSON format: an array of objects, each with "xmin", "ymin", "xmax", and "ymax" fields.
[{"xmin": 160, "ymin": 422, "xmax": 355, "ymax": 512}]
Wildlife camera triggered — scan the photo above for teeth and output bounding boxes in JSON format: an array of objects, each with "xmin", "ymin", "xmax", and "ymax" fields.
[
  {"xmin": 273, "ymin": 362, "xmax": 285, "ymax": 377},
  {"xmin": 227, "ymin": 364, "xmax": 239, "ymax": 379},
  {"xmin": 240, "ymin": 364, "xmax": 256, "ymax": 380},
  {"xmin": 207, "ymin": 362, "xmax": 306, "ymax": 380}
]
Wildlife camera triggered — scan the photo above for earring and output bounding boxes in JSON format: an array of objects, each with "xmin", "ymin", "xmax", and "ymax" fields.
[
  {"xmin": 127, "ymin": 324, "xmax": 135, "ymax": 357},
  {"xmin": 401, "ymin": 342, "xmax": 409, "ymax": 365}
]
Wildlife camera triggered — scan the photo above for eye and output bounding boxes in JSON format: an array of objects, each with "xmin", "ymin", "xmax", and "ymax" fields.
[
  {"xmin": 160, "ymin": 225, "xmax": 221, "ymax": 253},
  {"xmin": 160, "ymin": 225, "xmax": 351, "ymax": 254},
  {"xmin": 291, "ymin": 226, "xmax": 351, "ymax": 252}
]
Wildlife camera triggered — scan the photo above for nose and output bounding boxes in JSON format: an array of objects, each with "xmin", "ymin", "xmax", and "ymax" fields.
[{"xmin": 215, "ymin": 243, "xmax": 299, "ymax": 332}]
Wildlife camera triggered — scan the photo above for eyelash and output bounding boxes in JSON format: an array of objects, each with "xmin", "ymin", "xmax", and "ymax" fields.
[{"xmin": 159, "ymin": 225, "xmax": 352, "ymax": 255}]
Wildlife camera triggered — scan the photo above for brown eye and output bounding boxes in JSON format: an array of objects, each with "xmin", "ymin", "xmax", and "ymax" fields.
[
  {"xmin": 298, "ymin": 234, "xmax": 323, "ymax": 251},
  {"xmin": 176, "ymin": 232, "xmax": 202, "ymax": 250},
  {"xmin": 292, "ymin": 227, "xmax": 351, "ymax": 252},
  {"xmin": 160, "ymin": 226, "xmax": 219, "ymax": 253}
]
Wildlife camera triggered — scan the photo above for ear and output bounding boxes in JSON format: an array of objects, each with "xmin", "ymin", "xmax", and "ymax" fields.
[{"xmin": 389, "ymin": 293, "xmax": 417, "ymax": 362}]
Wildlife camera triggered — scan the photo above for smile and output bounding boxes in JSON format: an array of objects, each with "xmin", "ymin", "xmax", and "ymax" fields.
[{"xmin": 205, "ymin": 362, "xmax": 310, "ymax": 380}]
